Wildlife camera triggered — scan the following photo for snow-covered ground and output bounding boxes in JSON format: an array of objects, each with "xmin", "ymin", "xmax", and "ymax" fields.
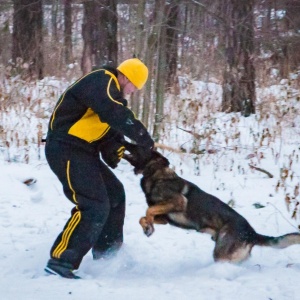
[
  {"xmin": 1, "ymin": 74, "xmax": 300, "ymax": 299},
  {"xmin": 1, "ymin": 144, "xmax": 300, "ymax": 300}
]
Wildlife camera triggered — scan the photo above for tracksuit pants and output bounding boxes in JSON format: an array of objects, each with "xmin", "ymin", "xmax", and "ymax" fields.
[{"xmin": 45, "ymin": 138, "xmax": 125, "ymax": 269}]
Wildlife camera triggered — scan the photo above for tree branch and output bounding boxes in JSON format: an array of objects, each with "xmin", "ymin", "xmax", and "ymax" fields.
[{"xmin": 249, "ymin": 164, "xmax": 274, "ymax": 178}]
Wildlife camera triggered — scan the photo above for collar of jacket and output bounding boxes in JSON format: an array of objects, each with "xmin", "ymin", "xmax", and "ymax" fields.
[
  {"xmin": 100, "ymin": 65, "xmax": 118, "ymax": 76},
  {"xmin": 100, "ymin": 65, "xmax": 128, "ymax": 107}
]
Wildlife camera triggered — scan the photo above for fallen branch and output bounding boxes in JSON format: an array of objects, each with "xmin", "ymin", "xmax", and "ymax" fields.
[
  {"xmin": 176, "ymin": 127, "xmax": 203, "ymax": 140},
  {"xmin": 154, "ymin": 143, "xmax": 216, "ymax": 155},
  {"xmin": 154, "ymin": 143, "xmax": 183, "ymax": 154},
  {"xmin": 249, "ymin": 164, "xmax": 274, "ymax": 178}
]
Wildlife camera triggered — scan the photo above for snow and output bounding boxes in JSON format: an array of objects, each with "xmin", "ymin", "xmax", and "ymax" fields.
[
  {"xmin": 1, "ymin": 145, "xmax": 300, "ymax": 300},
  {"xmin": 1, "ymin": 76, "xmax": 300, "ymax": 299}
]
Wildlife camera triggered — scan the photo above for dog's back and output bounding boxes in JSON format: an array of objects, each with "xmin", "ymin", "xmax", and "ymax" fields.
[{"xmin": 184, "ymin": 181, "xmax": 255, "ymax": 233}]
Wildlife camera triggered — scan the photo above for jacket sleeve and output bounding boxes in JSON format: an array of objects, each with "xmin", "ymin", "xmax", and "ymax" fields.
[{"xmin": 74, "ymin": 71, "xmax": 154, "ymax": 148}]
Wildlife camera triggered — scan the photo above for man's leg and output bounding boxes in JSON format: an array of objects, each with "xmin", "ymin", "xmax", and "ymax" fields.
[
  {"xmin": 45, "ymin": 141, "xmax": 110, "ymax": 277},
  {"xmin": 92, "ymin": 162, "xmax": 126, "ymax": 259}
]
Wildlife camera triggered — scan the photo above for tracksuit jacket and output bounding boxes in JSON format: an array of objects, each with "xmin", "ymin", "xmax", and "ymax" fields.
[
  {"xmin": 45, "ymin": 66, "xmax": 153, "ymax": 268},
  {"xmin": 47, "ymin": 66, "xmax": 152, "ymax": 150}
]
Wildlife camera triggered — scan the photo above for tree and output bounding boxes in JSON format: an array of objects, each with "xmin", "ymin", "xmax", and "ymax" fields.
[
  {"xmin": 52, "ymin": 0, "xmax": 59, "ymax": 43},
  {"xmin": 219, "ymin": 0, "xmax": 256, "ymax": 116},
  {"xmin": 152, "ymin": 0, "xmax": 168, "ymax": 142},
  {"xmin": 64, "ymin": 0, "xmax": 73, "ymax": 64},
  {"xmin": 0, "ymin": 1, "xmax": 12, "ymax": 65},
  {"xmin": 81, "ymin": 0, "xmax": 118, "ymax": 74},
  {"xmin": 130, "ymin": 0, "xmax": 146, "ymax": 116},
  {"xmin": 12, "ymin": 0, "xmax": 44, "ymax": 79},
  {"xmin": 141, "ymin": 1, "xmax": 158, "ymax": 129},
  {"xmin": 254, "ymin": 0, "xmax": 300, "ymax": 81},
  {"xmin": 165, "ymin": 1, "xmax": 179, "ymax": 87},
  {"xmin": 282, "ymin": 0, "xmax": 300, "ymax": 76},
  {"xmin": 122, "ymin": 1, "xmax": 180, "ymax": 136}
]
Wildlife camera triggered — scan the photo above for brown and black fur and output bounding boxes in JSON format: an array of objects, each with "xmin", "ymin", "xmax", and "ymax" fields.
[{"xmin": 123, "ymin": 143, "xmax": 300, "ymax": 263}]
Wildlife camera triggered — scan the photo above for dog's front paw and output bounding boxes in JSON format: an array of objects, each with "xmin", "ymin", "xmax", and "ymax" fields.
[
  {"xmin": 139, "ymin": 217, "xmax": 154, "ymax": 237},
  {"xmin": 143, "ymin": 223, "xmax": 154, "ymax": 237}
]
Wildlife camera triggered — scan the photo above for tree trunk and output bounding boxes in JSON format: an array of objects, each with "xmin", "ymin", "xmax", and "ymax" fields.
[
  {"xmin": 81, "ymin": 0, "xmax": 118, "ymax": 74},
  {"xmin": 220, "ymin": 0, "xmax": 255, "ymax": 116},
  {"xmin": 285, "ymin": 0, "xmax": 300, "ymax": 31},
  {"xmin": 283, "ymin": 0, "xmax": 300, "ymax": 75},
  {"xmin": 64, "ymin": 0, "xmax": 73, "ymax": 64},
  {"xmin": 142, "ymin": 1, "xmax": 159, "ymax": 129},
  {"xmin": 131, "ymin": 0, "xmax": 146, "ymax": 116},
  {"xmin": 12, "ymin": 0, "xmax": 44, "ymax": 79},
  {"xmin": 153, "ymin": 0, "xmax": 167, "ymax": 142},
  {"xmin": 52, "ymin": 0, "xmax": 59, "ymax": 43},
  {"xmin": 165, "ymin": 1, "xmax": 179, "ymax": 88}
]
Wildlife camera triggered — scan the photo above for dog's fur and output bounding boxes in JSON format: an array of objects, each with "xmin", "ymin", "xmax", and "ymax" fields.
[{"xmin": 123, "ymin": 143, "xmax": 300, "ymax": 263}]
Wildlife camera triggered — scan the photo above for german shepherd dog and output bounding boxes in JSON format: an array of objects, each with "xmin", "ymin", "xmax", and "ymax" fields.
[{"xmin": 123, "ymin": 143, "xmax": 300, "ymax": 263}]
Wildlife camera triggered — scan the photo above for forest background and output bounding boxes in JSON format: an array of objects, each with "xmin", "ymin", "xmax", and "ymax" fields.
[{"xmin": 0, "ymin": 0, "xmax": 300, "ymax": 225}]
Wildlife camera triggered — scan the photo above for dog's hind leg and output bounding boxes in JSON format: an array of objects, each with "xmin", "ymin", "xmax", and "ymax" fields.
[
  {"xmin": 213, "ymin": 244, "xmax": 252, "ymax": 263},
  {"xmin": 213, "ymin": 236, "xmax": 252, "ymax": 263},
  {"xmin": 213, "ymin": 227, "xmax": 253, "ymax": 263}
]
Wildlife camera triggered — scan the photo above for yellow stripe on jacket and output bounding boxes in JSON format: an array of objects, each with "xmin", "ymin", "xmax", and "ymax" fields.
[{"xmin": 68, "ymin": 108, "xmax": 110, "ymax": 142}]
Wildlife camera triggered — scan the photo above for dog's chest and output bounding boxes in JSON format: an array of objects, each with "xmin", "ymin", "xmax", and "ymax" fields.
[{"xmin": 142, "ymin": 177, "xmax": 184, "ymax": 204}]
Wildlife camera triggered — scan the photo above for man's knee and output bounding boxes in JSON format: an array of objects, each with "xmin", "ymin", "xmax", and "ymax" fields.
[
  {"xmin": 75, "ymin": 196, "xmax": 111, "ymax": 223},
  {"xmin": 109, "ymin": 181, "xmax": 126, "ymax": 208}
]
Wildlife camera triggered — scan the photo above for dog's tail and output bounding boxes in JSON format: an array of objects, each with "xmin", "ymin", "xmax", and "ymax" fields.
[{"xmin": 255, "ymin": 232, "xmax": 300, "ymax": 249}]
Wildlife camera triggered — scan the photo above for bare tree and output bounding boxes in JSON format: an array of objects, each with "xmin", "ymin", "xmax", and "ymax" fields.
[
  {"xmin": 64, "ymin": 0, "xmax": 73, "ymax": 64},
  {"xmin": 81, "ymin": 0, "xmax": 118, "ymax": 74},
  {"xmin": 12, "ymin": 0, "xmax": 44, "ymax": 79},
  {"xmin": 255, "ymin": 0, "xmax": 300, "ymax": 81},
  {"xmin": 152, "ymin": 0, "xmax": 168, "ymax": 142},
  {"xmin": 130, "ymin": 0, "xmax": 146, "ymax": 116},
  {"xmin": 0, "ymin": 1, "xmax": 12, "ymax": 65},
  {"xmin": 219, "ymin": 0, "xmax": 256, "ymax": 116},
  {"xmin": 52, "ymin": 0, "xmax": 59, "ymax": 43},
  {"xmin": 142, "ymin": 1, "xmax": 158, "ymax": 129},
  {"xmin": 282, "ymin": 0, "xmax": 300, "ymax": 75},
  {"xmin": 165, "ymin": 1, "xmax": 179, "ymax": 87}
]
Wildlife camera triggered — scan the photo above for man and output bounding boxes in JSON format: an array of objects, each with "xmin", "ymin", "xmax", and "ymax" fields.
[{"xmin": 44, "ymin": 58, "xmax": 154, "ymax": 279}]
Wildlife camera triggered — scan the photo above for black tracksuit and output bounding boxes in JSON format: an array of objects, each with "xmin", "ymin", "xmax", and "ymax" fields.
[{"xmin": 45, "ymin": 67, "xmax": 153, "ymax": 269}]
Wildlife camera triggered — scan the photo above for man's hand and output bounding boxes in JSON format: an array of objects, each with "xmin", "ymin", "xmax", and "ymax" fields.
[{"xmin": 100, "ymin": 136, "xmax": 125, "ymax": 169}]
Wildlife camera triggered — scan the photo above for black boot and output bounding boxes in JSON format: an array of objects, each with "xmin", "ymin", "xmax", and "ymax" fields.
[{"xmin": 45, "ymin": 258, "xmax": 80, "ymax": 279}]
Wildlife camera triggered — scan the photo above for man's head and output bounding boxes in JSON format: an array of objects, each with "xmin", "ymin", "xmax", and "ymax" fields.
[{"xmin": 117, "ymin": 58, "xmax": 148, "ymax": 94}]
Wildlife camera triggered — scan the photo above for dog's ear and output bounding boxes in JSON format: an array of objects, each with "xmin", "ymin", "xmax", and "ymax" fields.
[{"xmin": 150, "ymin": 150, "xmax": 170, "ymax": 167}]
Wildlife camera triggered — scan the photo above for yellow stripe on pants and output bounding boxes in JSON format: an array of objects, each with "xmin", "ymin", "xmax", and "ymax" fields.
[
  {"xmin": 52, "ymin": 210, "xmax": 81, "ymax": 258},
  {"xmin": 67, "ymin": 160, "xmax": 78, "ymax": 204}
]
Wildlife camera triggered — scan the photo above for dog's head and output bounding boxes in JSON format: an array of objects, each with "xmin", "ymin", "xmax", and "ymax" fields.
[{"xmin": 123, "ymin": 142, "xmax": 169, "ymax": 175}]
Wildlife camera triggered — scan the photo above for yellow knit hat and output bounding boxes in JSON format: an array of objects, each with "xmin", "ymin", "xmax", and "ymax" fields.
[{"xmin": 117, "ymin": 58, "xmax": 148, "ymax": 90}]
